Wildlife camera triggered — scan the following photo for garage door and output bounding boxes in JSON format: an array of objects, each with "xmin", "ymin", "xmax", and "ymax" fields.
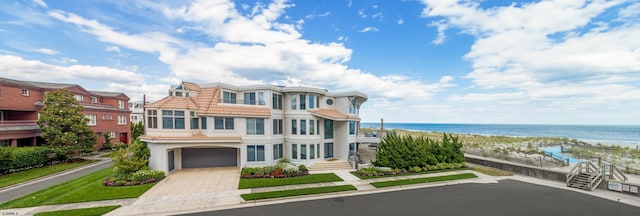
[{"xmin": 181, "ymin": 148, "xmax": 237, "ymax": 168}]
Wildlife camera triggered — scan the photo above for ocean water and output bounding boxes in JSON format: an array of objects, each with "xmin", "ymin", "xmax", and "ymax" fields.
[{"xmin": 360, "ymin": 123, "xmax": 640, "ymax": 147}]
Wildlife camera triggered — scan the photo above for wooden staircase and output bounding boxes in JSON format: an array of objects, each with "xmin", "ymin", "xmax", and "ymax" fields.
[
  {"xmin": 309, "ymin": 160, "xmax": 353, "ymax": 171},
  {"xmin": 566, "ymin": 162, "xmax": 603, "ymax": 191}
]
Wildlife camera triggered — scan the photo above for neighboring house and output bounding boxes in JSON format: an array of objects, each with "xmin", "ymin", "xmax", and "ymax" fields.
[
  {"xmin": 141, "ymin": 81, "xmax": 367, "ymax": 174},
  {"xmin": 128, "ymin": 100, "xmax": 152, "ymax": 124},
  {"xmin": 0, "ymin": 77, "xmax": 132, "ymax": 148}
]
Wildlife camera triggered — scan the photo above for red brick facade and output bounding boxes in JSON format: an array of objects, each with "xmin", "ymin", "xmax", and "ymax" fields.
[{"xmin": 0, "ymin": 77, "xmax": 131, "ymax": 148}]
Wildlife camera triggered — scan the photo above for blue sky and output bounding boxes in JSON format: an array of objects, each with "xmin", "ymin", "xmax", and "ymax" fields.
[{"xmin": 1, "ymin": 0, "xmax": 639, "ymax": 125}]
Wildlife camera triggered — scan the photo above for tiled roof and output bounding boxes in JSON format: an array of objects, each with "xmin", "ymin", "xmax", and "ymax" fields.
[
  {"xmin": 140, "ymin": 134, "xmax": 242, "ymax": 141},
  {"xmin": 89, "ymin": 91, "xmax": 125, "ymax": 97},
  {"xmin": 195, "ymin": 86, "xmax": 271, "ymax": 117},
  {"xmin": 308, "ymin": 108, "xmax": 360, "ymax": 121},
  {"xmin": 181, "ymin": 81, "xmax": 200, "ymax": 91},
  {"xmin": 0, "ymin": 77, "xmax": 75, "ymax": 89},
  {"xmin": 146, "ymin": 96, "xmax": 198, "ymax": 109}
]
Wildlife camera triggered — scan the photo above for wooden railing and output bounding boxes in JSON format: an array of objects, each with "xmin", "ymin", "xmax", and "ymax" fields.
[
  {"xmin": 566, "ymin": 162, "xmax": 598, "ymax": 185},
  {"xmin": 588, "ymin": 166, "xmax": 603, "ymax": 191},
  {"xmin": 604, "ymin": 164, "xmax": 628, "ymax": 182}
]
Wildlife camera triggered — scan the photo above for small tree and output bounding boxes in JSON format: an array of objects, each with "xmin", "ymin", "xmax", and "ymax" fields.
[
  {"xmin": 112, "ymin": 139, "xmax": 150, "ymax": 177},
  {"xmin": 131, "ymin": 121, "xmax": 144, "ymax": 140},
  {"xmin": 101, "ymin": 133, "xmax": 113, "ymax": 151},
  {"xmin": 36, "ymin": 90, "xmax": 96, "ymax": 158}
]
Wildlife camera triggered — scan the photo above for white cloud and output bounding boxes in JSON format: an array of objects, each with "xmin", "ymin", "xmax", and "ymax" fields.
[
  {"xmin": 358, "ymin": 26, "xmax": 379, "ymax": 32},
  {"xmin": 32, "ymin": 0, "xmax": 47, "ymax": 8},
  {"xmin": 105, "ymin": 46, "xmax": 121, "ymax": 53},
  {"xmin": 358, "ymin": 9, "xmax": 366, "ymax": 18},
  {"xmin": 305, "ymin": 11, "xmax": 330, "ymax": 19},
  {"xmin": 397, "ymin": 17, "xmax": 404, "ymax": 25},
  {"xmin": 422, "ymin": 0, "xmax": 640, "ymax": 110},
  {"xmin": 0, "ymin": 55, "xmax": 145, "ymax": 85},
  {"xmin": 36, "ymin": 48, "xmax": 58, "ymax": 55}
]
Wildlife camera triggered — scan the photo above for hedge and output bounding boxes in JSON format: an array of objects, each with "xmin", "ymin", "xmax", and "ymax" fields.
[
  {"xmin": 0, "ymin": 147, "xmax": 73, "ymax": 175},
  {"xmin": 373, "ymin": 132, "xmax": 464, "ymax": 170}
]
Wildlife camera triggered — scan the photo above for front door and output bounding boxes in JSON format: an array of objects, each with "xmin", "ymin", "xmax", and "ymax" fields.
[
  {"xmin": 119, "ymin": 133, "xmax": 128, "ymax": 143},
  {"xmin": 324, "ymin": 142, "xmax": 333, "ymax": 158}
]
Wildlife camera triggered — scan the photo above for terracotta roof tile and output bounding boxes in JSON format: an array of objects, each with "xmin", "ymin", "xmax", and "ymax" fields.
[
  {"xmin": 145, "ymin": 96, "xmax": 198, "ymax": 109},
  {"xmin": 181, "ymin": 81, "xmax": 200, "ymax": 91},
  {"xmin": 308, "ymin": 108, "xmax": 360, "ymax": 121}
]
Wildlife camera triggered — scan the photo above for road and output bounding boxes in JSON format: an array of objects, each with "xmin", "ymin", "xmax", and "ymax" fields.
[
  {"xmin": 0, "ymin": 160, "xmax": 113, "ymax": 204},
  {"xmin": 183, "ymin": 179, "xmax": 640, "ymax": 216}
]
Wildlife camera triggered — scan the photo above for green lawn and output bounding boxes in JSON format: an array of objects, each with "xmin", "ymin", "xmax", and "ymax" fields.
[
  {"xmin": 0, "ymin": 167, "xmax": 156, "ymax": 209},
  {"xmin": 34, "ymin": 205, "xmax": 120, "ymax": 216},
  {"xmin": 239, "ymin": 173, "xmax": 343, "ymax": 189},
  {"xmin": 350, "ymin": 167, "xmax": 472, "ymax": 179},
  {"xmin": 370, "ymin": 173, "xmax": 478, "ymax": 188},
  {"xmin": 0, "ymin": 160, "xmax": 95, "ymax": 189},
  {"xmin": 241, "ymin": 185, "xmax": 357, "ymax": 201}
]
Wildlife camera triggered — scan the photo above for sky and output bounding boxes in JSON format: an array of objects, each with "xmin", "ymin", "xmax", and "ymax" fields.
[{"xmin": 1, "ymin": 0, "xmax": 639, "ymax": 125}]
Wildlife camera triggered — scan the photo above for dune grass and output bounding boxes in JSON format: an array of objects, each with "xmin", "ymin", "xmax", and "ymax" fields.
[
  {"xmin": 241, "ymin": 185, "xmax": 357, "ymax": 201},
  {"xmin": 239, "ymin": 173, "xmax": 343, "ymax": 189},
  {"xmin": 34, "ymin": 205, "xmax": 120, "ymax": 216},
  {"xmin": 0, "ymin": 160, "xmax": 95, "ymax": 189},
  {"xmin": 371, "ymin": 173, "xmax": 477, "ymax": 188},
  {"xmin": 0, "ymin": 167, "xmax": 155, "ymax": 209}
]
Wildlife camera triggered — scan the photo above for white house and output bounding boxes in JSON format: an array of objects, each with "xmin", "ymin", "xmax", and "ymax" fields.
[{"xmin": 141, "ymin": 81, "xmax": 367, "ymax": 174}]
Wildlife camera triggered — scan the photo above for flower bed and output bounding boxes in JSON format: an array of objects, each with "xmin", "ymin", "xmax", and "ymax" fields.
[
  {"xmin": 241, "ymin": 162, "xmax": 308, "ymax": 179},
  {"xmin": 103, "ymin": 169, "xmax": 164, "ymax": 186}
]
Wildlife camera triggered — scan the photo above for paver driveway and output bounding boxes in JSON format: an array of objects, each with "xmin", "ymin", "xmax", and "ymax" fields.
[{"xmin": 141, "ymin": 167, "xmax": 240, "ymax": 197}]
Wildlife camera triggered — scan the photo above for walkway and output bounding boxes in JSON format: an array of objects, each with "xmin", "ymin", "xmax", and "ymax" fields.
[{"xmin": 0, "ymin": 153, "xmax": 112, "ymax": 204}]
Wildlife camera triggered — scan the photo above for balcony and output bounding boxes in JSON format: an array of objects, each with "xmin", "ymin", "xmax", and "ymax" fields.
[{"xmin": 0, "ymin": 120, "xmax": 39, "ymax": 131}]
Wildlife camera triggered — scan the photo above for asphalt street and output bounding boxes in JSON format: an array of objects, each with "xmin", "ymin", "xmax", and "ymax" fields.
[
  {"xmin": 0, "ymin": 160, "xmax": 113, "ymax": 204},
  {"xmin": 183, "ymin": 179, "xmax": 640, "ymax": 216}
]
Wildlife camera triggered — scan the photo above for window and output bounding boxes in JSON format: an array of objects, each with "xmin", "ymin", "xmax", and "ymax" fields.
[
  {"xmin": 131, "ymin": 116, "xmax": 138, "ymax": 122},
  {"xmin": 291, "ymin": 96, "xmax": 297, "ymax": 110},
  {"xmin": 300, "ymin": 120, "xmax": 306, "ymax": 135},
  {"xmin": 349, "ymin": 121, "xmax": 356, "ymax": 135},
  {"xmin": 201, "ymin": 117, "xmax": 207, "ymax": 130},
  {"xmin": 223, "ymin": 91, "xmax": 236, "ymax": 103},
  {"xmin": 299, "ymin": 94, "xmax": 306, "ymax": 110},
  {"xmin": 214, "ymin": 117, "xmax": 234, "ymax": 130},
  {"xmin": 175, "ymin": 92, "xmax": 183, "ymax": 97},
  {"xmin": 247, "ymin": 145, "xmax": 265, "ymax": 162},
  {"xmin": 301, "ymin": 144, "xmax": 307, "ymax": 160},
  {"xmin": 258, "ymin": 92, "xmax": 265, "ymax": 105},
  {"xmin": 349, "ymin": 100, "xmax": 357, "ymax": 114},
  {"xmin": 291, "ymin": 119, "xmax": 297, "ymax": 135},
  {"xmin": 147, "ymin": 110, "xmax": 158, "ymax": 129},
  {"xmin": 309, "ymin": 94, "xmax": 315, "ymax": 109},
  {"xmin": 244, "ymin": 92, "xmax": 256, "ymax": 105},
  {"xmin": 316, "ymin": 96, "xmax": 320, "ymax": 108},
  {"xmin": 273, "ymin": 119, "xmax": 283, "ymax": 135},
  {"xmin": 310, "ymin": 144, "xmax": 315, "ymax": 159},
  {"xmin": 74, "ymin": 95, "xmax": 83, "ymax": 102},
  {"xmin": 273, "ymin": 143, "xmax": 284, "ymax": 160},
  {"xmin": 85, "ymin": 114, "xmax": 96, "ymax": 126},
  {"xmin": 246, "ymin": 118, "xmax": 265, "ymax": 135},
  {"xmin": 292, "ymin": 144, "xmax": 297, "ymax": 159},
  {"xmin": 102, "ymin": 115, "xmax": 113, "ymax": 120},
  {"xmin": 272, "ymin": 94, "xmax": 283, "ymax": 110},
  {"xmin": 117, "ymin": 115, "xmax": 127, "ymax": 125},
  {"xmin": 317, "ymin": 144, "xmax": 320, "ymax": 158},
  {"xmin": 108, "ymin": 132, "xmax": 116, "ymax": 138},
  {"xmin": 118, "ymin": 100, "xmax": 125, "ymax": 109},
  {"xmin": 90, "ymin": 96, "xmax": 98, "ymax": 103},
  {"xmin": 324, "ymin": 119, "xmax": 334, "ymax": 139},
  {"xmin": 162, "ymin": 110, "xmax": 185, "ymax": 129},
  {"xmin": 309, "ymin": 120, "xmax": 315, "ymax": 135},
  {"xmin": 190, "ymin": 111, "xmax": 199, "ymax": 129},
  {"xmin": 326, "ymin": 98, "xmax": 333, "ymax": 106},
  {"xmin": 22, "ymin": 88, "xmax": 29, "ymax": 96}
]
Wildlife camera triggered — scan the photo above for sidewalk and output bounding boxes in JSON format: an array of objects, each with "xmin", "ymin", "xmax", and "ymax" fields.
[{"xmin": 0, "ymin": 153, "xmax": 113, "ymax": 204}]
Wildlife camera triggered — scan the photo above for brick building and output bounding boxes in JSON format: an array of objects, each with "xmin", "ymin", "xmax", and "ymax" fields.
[{"xmin": 0, "ymin": 77, "xmax": 131, "ymax": 148}]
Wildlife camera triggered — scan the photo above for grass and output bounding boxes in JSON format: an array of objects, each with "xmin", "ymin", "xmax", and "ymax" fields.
[
  {"xmin": 239, "ymin": 173, "xmax": 343, "ymax": 189},
  {"xmin": 0, "ymin": 160, "xmax": 95, "ymax": 189},
  {"xmin": 370, "ymin": 173, "xmax": 478, "ymax": 188},
  {"xmin": 350, "ymin": 167, "xmax": 472, "ymax": 180},
  {"xmin": 241, "ymin": 185, "xmax": 357, "ymax": 201},
  {"xmin": 470, "ymin": 165, "xmax": 514, "ymax": 176},
  {"xmin": 34, "ymin": 205, "xmax": 120, "ymax": 216},
  {"xmin": 0, "ymin": 167, "xmax": 156, "ymax": 209}
]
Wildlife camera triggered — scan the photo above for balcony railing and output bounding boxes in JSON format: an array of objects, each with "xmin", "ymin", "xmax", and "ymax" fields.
[
  {"xmin": 219, "ymin": 99, "xmax": 266, "ymax": 106},
  {"xmin": 0, "ymin": 120, "xmax": 39, "ymax": 131}
]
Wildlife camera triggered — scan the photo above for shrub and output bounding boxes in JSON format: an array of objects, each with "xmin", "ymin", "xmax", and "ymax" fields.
[
  {"xmin": 298, "ymin": 164, "xmax": 308, "ymax": 172},
  {"xmin": 242, "ymin": 162, "xmax": 308, "ymax": 179},
  {"xmin": 130, "ymin": 170, "xmax": 165, "ymax": 182},
  {"xmin": 373, "ymin": 132, "xmax": 464, "ymax": 170},
  {"xmin": 0, "ymin": 147, "xmax": 53, "ymax": 174}
]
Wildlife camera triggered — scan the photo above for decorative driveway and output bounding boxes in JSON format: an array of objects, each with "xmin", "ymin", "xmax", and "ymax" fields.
[
  {"xmin": 141, "ymin": 167, "xmax": 241, "ymax": 197},
  {"xmin": 107, "ymin": 167, "xmax": 244, "ymax": 215}
]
